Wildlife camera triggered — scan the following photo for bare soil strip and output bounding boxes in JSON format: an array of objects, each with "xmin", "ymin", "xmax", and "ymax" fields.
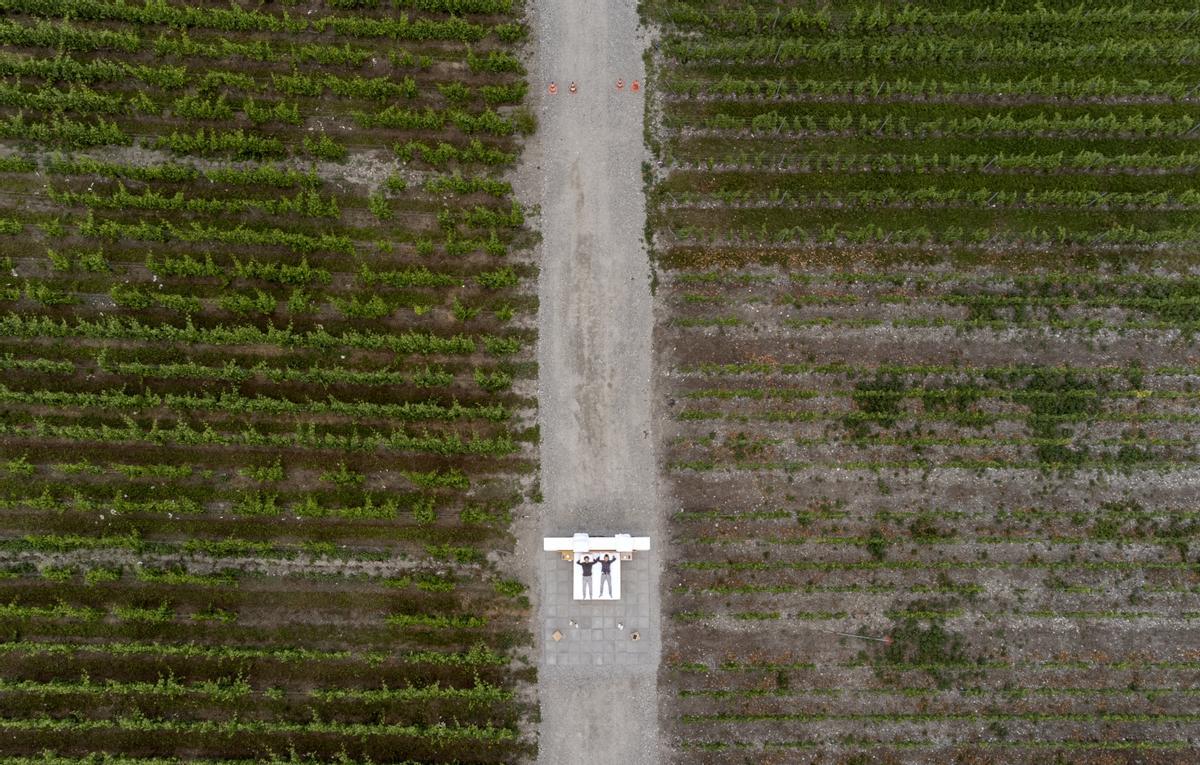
[{"xmin": 524, "ymin": 0, "xmax": 662, "ymax": 762}]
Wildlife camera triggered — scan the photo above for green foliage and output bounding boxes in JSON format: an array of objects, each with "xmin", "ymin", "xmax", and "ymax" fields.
[
  {"xmin": 646, "ymin": 6, "xmax": 1200, "ymax": 755},
  {"xmin": 402, "ymin": 0, "xmax": 513, "ymax": 12},
  {"xmin": 864, "ymin": 528, "xmax": 889, "ymax": 561},
  {"xmin": 81, "ymin": 211, "xmax": 354, "ymax": 255},
  {"xmin": 0, "ymin": 154, "xmax": 35, "ymax": 173},
  {"xmin": 438, "ymin": 81, "xmax": 471, "ymax": 103},
  {"xmin": 112, "ymin": 463, "xmax": 192, "ymax": 480},
  {"xmin": 0, "ymin": 51, "xmax": 182, "ymax": 91},
  {"xmin": 493, "ymin": 23, "xmax": 525, "ymax": 43},
  {"xmin": 358, "ymin": 264, "xmax": 457, "ymax": 289},
  {"xmin": 3, "ymin": 311, "xmax": 474, "ymax": 354},
  {"xmin": 83, "ymin": 567, "xmax": 121, "ymax": 586},
  {"xmin": 286, "ymin": 287, "xmax": 315, "ymax": 313},
  {"xmin": 48, "ymin": 248, "xmax": 108, "ymax": 272},
  {"xmin": 460, "ymin": 503, "xmax": 507, "ymax": 526},
  {"xmin": 154, "ymin": 30, "xmax": 274, "ymax": 61},
  {"xmin": 881, "ymin": 612, "xmax": 971, "ymax": 688},
  {"xmin": 218, "ymin": 289, "xmax": 276, "ymax": 316},
  {"xmin": 410, "ymin": 495, "xmax": 436, "ymax": 525},
  {"xmin": 51, "ymin": 183, "xmax": 339, "ymax": 219},
  {"xmin": 368, "ymin": 192, "xmax": 393, "ymax": 220},
  {"xmin": 848, "ymin": 374, "xmax": 905, "ymax": 433},
  {"xmin": 292, "ymin": 494, "xmax": 399, "ymax": 520},
  {"xmin": 203, "ymin": 164, "xmax": 320, "ymax": 188},
  {"xmin": 172, "ymin": 93, "xmax": 233, "ymax": 121},
  {"xmin": 474, "ymin": 367, "xmax": 512, "ymax": 392},
  {"xmin": 113, "ymin": 602, "xmax": 174, "ymax": 624},
  {"xmin": 402, "ymin": 468, "xmax": 469, "ymax": 489},
  {"xmin": 48, "ymin": 155, "xmax": 197, "ymax": 183},
  {"xmin": 192, "ymin": 605, "xmax": 237, "ymax": 622},
  {"xmin": 5, "ymin": 0, "xmax": 307, "ymax": 34},
  {"xmin": 0, "ymin": 81, "xmax": 124, "ymax": 114},
  {"xmin": 0, "ymin": 0, "xmax": 535, "ymax": 756},
  {"xmin": 109, "ymin": 284, "xmax": 202, "ymax": 314},
  {"xmin": 54, "ymin": 459, "xmax": 102, "ymax": 475},
  {"xmin": 388, "ymin": 49, "xmax": 433, "ymax": 69},
  {"xmin": 425, "ymin": 543, "xmax": 484, "ymax": 564},
  {"xmin": 233, "ymin": 490, "xmax": 280, "ymax": 516},
  {"xmin": 292, "ymin": 41, "xmax": 373, "ymax": 66},
  {"xmin": 492, "ymin": 578, "xmax": 525, "ymax": 598},
  {"xmin": 0, "ymin": 18, "xmax": 139, "ymax": 53},
  {"xmin": 413, "ymin": 365, "xmax": 455, "ymax": 387},
  {"xmin": 482, "ymin": 335, "xmax": 521, "ymax": 355},
  {"xmin": 240, "ymin": 458, "xmax": 284, "ymax": 482},
  {"xmin": 40, "ymin": 567, "xmax": 74, "ymax": 583},
  {"xmin": 475, "ymin": 266, "xmax": 519, "ymax": 289},
  {"xmin": 467, "ymin": 47, "xmax": 524, "ymax": 74},
  {"xmin": 243, "ymin": 97, "xmax": 302, "ymax": 126},
  {"xmin": 320, "ymin": 462, "xmax": 364, "ymax": 488},
  {"xmin": 25, "ymin": 280, "xmax": 75, "ymax": 305},
  {"xmin": 0, "ymin": 112, "xmax": 128, "ymax": 148},
  {"xmin": 333, "ymin": 293, "xmax": 391, "ymax": 319},
  {"xmin": 426, "ymin": 173, "xmax": 510, "ymax": 197},
  {"xmin": 136, "ymin": 567, "xmax": 237, "ymax": 587},
  {"xmin": 303, "ymin": 131, "xmax": 347, "ymax": 161},
  {"xmin": 156, "ymin": 127, "xmax": 283, "ymax": 160},
  {"xmin": 3, "ymin": 455, "xmax": 34, "ymax": 476},
  {"xmin": 233, "ymin": 256, "xmax": 331, "ymax": 285},
  {"xmin": 387, "ymin": 612, "xmax": 485, "ymax": 629},
  {"xmin": 313, "ymin": 13, "xmax": 488, "ymax": 42},
  {"xmin": 479, "ymin": 81, "xmax": 527, "ymax": 105},
  {"xmin": 146, "ymin": 253, "xmax": 220, "ymax": 278},
  {"xmin": 395, "ymin": 138, "xmax": 515, "ymax": 168},
  {"xmin": 452, "ymin": 298, "xmax": 480, "ymax": 322}
]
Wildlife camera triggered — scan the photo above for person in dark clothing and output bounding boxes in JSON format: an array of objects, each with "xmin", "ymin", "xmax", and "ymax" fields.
[
  {"xmin": 576, "ymin": 555, "xmax": 595, "ymax": 599},
  {"xmin": 598, "ymin": 554, "xmax": 615, "ymax": 597}
]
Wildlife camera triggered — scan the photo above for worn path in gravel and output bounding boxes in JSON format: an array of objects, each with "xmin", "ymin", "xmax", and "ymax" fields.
[{"xmin": 521, "ymin": 0, "xmax": 662, "ymax": 762}]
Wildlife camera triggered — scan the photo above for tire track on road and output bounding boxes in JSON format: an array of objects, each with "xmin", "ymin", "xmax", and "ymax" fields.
[{"xmin": 521, "ymin": 1, "xmax": 662, "ymax": 762}]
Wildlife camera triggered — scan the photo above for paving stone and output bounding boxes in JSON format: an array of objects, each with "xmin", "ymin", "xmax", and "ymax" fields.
[{"xmin": 541, "ymin": 550, "xmax": 659, "ymax": 674}]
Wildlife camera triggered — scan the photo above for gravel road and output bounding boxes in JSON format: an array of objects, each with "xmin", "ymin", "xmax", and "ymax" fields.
[{"xmin": 521, "ymin": 0, "xmax": 663, "ymax": 762}]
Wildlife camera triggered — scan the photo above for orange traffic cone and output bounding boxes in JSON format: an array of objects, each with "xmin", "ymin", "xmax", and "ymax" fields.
[
  {"xmin": 569, "ymin": 81, "xmax": 577, "ymax": 94},
  {"xmin": 548, "ymin": 82, "xmax": 557, "ymax": 94},
  {"xmin": 631, "ymin": 79, "xmax": 640, "ymax": 93},
  {"xmin": 616, "ymin": 78, "xmax": 624, "ymax": 90}
]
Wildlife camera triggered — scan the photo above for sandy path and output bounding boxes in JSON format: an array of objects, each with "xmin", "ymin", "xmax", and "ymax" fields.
[{"xmin": 521, "ymin": 0, "xmax": 662, "ymax": 762}]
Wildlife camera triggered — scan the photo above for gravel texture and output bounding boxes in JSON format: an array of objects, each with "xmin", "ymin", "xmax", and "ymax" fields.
[{"xmin": 519, "ymin": 0, "xmax": 665, "ymax": 762}]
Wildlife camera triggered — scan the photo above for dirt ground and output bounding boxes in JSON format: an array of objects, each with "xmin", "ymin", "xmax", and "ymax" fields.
[
  {"xmin": 652, "ymin": 266, "xmax": 1200, "ymax": 762},
  {"xmin": 516, "ymin": 0, "xmax": 666, "ymax": 763}
]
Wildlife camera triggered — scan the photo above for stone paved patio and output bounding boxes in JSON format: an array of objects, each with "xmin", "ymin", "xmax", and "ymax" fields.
[{"xmin": 542, "ymin": 550, "xmax": 653, "ymax": 666}]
